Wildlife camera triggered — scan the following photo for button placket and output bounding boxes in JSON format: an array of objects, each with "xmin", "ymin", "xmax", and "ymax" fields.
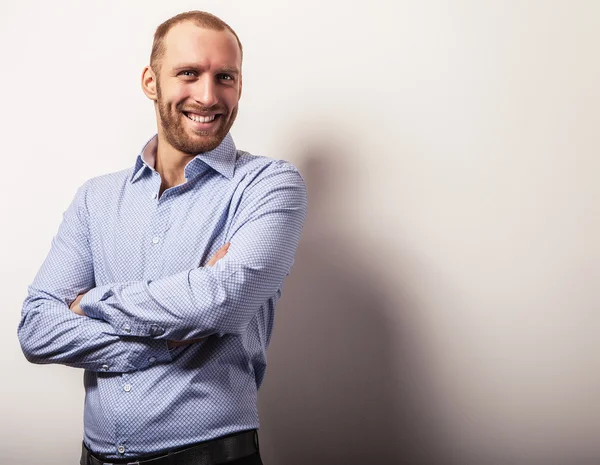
[
  {"xmin": 116, "ymin": 371, "xmax": 134, "ymax": 453},
  {"xmin": 146, "ymin": 194, "xmax": 172, "ymax": 279},
  {"xmin": 150, "ymin": 197, "xmax": 170, "ymax": 245}
]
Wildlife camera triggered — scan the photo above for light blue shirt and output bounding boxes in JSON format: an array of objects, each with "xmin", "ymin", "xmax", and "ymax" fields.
[{"xmin": 18, "ymin": 133, "xmax": 307, "ymax": 459}]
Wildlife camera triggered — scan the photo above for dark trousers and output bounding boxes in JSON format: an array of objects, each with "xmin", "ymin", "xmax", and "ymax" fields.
[
  {"xmin": 228, "ymin": 452, "xmax": 263, "ymax": 465},
  {"xmin": 81, "ymin": 430, "xmax": 263, "ymax": 465},
  {"xmin": 81, "ymin": 453, "xmax": 263, "ymax": 465}
]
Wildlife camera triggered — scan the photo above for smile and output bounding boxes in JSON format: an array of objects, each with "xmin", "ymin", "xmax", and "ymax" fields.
[{"xmin": 184, "ymin": 112, "xmax": 217, "ymax": 123}]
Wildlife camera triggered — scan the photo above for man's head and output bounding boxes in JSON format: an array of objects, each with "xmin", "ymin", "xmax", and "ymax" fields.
[{"xmin": 142, "ymin": 11, "xmax": 243, "ymax": 154}]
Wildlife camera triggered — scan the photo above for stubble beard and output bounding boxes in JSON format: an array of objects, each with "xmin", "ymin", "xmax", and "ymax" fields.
[{"xmin": 156, "ymin": 80, "xmax": 238, "ymax": 155}]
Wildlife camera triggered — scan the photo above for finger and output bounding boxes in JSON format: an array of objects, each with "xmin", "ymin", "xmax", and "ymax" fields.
[
  {"xmin": 167, "ymin": 337, "xmax": 206, "ymax": 348},
  {"xmin": 70, "ymin": 304, "xmax": 85, "ymax": 316},
  {"xmin": 214, "ymin": 245, "xmax": 229, "ymax": 259},
  {"xmin": 70, "ymin": 293, "xmax": 84, "ymax": 310},
  {"xmin": 207, "ymin": 243, "xmax": 230, "ymax": 266},
  {"xmin": 207, "ymin": 252, "xmax": 220, "ymax": 267}
]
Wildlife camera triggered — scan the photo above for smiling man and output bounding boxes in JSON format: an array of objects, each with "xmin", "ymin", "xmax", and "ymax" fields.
[{"xmin": 18, "ymin": 11, "xmax": 307, "ymax": 465}]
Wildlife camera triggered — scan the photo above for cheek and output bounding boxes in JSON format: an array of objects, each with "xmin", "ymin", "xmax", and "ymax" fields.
[
  {"xmin": 223, "ymin": 91, "xmax": 241, "ymax": 112},
  {"xmin": 164, "ymin": 86, "xmax": 191, "ymax": 108}
]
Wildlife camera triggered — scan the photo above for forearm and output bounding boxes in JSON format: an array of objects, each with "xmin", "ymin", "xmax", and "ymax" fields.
[
  {"xmin": 18, "ymin": 287, "xmax": 171, "ymax": 372},
  {"xmin": 80, "ymin": 166, "xmax": 307, "ymax": 340},
  {"xmin": 80, "ymin": 260, "xmax": 284, "ymax": 341}
]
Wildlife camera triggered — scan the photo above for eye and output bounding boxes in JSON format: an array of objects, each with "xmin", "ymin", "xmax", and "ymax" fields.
[
  {"xmin": 217, "ymin": 74, "xmax": 234, "ymax": 81},
  {"xmin": 179, "ymin": 70, "xmax": 197, "ymax": 78}
]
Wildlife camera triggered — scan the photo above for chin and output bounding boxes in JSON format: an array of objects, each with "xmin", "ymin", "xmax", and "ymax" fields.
[{"xmin": 182, "ymin": 136, "xmax": 223, "ymax": 154}]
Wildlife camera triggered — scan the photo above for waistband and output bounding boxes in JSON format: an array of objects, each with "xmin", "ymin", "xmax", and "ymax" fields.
[{"xmin": 80, "ymin": 429, "xmax": 259, "ymax": 465}]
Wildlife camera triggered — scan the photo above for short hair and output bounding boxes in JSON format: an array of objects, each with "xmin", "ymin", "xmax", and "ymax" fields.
[{"xmin": 150, "ymin": 11, "xmax": 243, "ymax": 73}]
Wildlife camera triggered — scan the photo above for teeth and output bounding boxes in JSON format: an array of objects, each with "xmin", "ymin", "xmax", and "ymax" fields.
[{"xmin": 185, "ymin": 113, "xmax": 216, "ymax": 123}]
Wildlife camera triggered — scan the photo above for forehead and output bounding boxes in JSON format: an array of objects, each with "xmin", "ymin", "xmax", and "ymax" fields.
[{"xmin": 161, "ymin": 21, "xmax": 241, "ymax": 69}]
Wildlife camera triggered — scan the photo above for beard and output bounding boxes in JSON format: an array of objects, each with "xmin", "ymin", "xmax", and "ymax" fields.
[{"xmin": 156, "ymin": 80, "xmax": 238, "ymax": 155}]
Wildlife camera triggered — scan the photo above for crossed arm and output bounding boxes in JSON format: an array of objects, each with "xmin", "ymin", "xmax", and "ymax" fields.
[
  {"xmin": 69, "ymin": 243, "xmax": 230, "ymax": 349},
  {"xmin": 18, "ymin": 166, "xmax": 307, "ymax": 373}
]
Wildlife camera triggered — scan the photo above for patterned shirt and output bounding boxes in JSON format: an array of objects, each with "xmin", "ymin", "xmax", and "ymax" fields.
[{"xmin": 17, "ymin": 133, "xmax": 307, "ymax": 460}]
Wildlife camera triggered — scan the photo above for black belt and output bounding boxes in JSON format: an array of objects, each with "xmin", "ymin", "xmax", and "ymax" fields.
[{"xmin": 81, "ymin": 430, "xmax": 258, "ymax": 465}]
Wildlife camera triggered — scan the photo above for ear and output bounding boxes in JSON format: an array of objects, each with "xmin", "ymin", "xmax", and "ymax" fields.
[
  {"xmin": 141, "ymin": 66, "xmax": 158, "ymax": 101},
  {"xmin": 238, "ymin": 74, "xmax": 243, "ymax": 101}
]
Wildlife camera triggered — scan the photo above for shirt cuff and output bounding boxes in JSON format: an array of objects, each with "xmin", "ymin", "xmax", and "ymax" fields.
[
  {"xmin": 127, "ymin": 338, "xmax": 172, "ymax": 370},
  {"xmin": 80, "ymin": 283, "xmax": 166, "ymax": 337},
  {"xmin": 79, "ymin": 285, "xmax": 112, "ymax": 319},
  {"xmin": 94, "ymin": 338, "xmax": 172, "ymax": 373}
]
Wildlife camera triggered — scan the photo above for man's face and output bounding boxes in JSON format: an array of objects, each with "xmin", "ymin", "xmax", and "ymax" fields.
[{"xmin": 153, "ymin": 22, "xmax": 242, "ymax": 154}]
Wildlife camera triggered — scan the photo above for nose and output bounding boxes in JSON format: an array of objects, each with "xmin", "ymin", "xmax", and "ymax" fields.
[{"xmin": 193, "ymin": 75, "xmax": 218, "ymax": 108}]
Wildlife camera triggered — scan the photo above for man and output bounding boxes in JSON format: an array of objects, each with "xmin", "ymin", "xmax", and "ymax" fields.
[{"xmin": 18, "ymin": 11, "xmax": 307, "ymax": 465}]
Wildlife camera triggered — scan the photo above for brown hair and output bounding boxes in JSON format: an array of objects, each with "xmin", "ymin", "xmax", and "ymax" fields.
[{"xmin": 150, "ymin": 11, "xmax": 243, "ymax": 73}]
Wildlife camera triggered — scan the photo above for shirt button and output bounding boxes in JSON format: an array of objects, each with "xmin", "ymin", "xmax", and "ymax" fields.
[
  {"xmin": 101, "ymin": 364, "xmax": 109, "ymax": 371},
  {"xmin": 123, "ymin": 324, "xmax": 131, "ymax": 333},
  {"xmin": 152, "ymin": 237, "xmax": 160, "ymax": 244},
  {"xmin": 150, "ymin": 324, "xmax": 165, "ymax": 336},
  {"xmin": 124, "ymin": 384, "xmax": 132, "ymax": 392},
  {"xmin": 117, "ymin": 445, "xmax": 125, "ymax": 454},
  {"xmin": 148, "ymin": 356, "xmax": 156, "ymax": 364},
  {"xmin": 152, "ymin": 192, "xmax": 158, "ymax": 199}
]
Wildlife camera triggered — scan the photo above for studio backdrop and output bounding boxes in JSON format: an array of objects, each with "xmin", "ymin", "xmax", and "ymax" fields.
[{"xmin": 1, "ymin": 1, "xmax": 599, "ymax": 464}]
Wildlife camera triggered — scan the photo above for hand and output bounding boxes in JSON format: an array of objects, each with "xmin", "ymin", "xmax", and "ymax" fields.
[
  {"xmin": 167, "ymin": 242, "xmax": 230, "ymax": 349},
  {"xmin": 69, "ymin": 293, "xmax": 86, "ymax": 316},
  {"xmin": 205, "ymin": 242, "xmax": 230, "ymax": 267},
  {"xmin": 167, "ymin": 339, "xmax": 206, "ymax": 349}
]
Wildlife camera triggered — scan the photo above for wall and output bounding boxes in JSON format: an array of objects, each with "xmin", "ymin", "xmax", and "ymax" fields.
[{"xmin": 1, "ymin": 1, "xmax": 598, "ymax": 464}]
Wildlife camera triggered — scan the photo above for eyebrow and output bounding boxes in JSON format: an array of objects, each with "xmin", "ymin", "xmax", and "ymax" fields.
[
  {"xmin": 218, "ymin": 67, "xmax": 241, "ymax": 76},
  {"xmin": 171, "ymin": 64, "xmax": 240, "ymax": 75}
]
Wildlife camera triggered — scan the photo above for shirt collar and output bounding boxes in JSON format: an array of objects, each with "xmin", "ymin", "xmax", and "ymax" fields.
[{"xmin": 130, "ymin": 133, "xmax": 237, "ymax": 183}]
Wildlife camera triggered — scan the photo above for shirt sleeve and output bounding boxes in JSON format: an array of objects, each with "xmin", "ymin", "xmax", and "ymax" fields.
[
  {"xmin": 17, "ymin": 180, "xmax": 172, "ymax": 373},
  {"xmin": 79, "ymin": 163, "xmax": 308, "ymax": 342}
]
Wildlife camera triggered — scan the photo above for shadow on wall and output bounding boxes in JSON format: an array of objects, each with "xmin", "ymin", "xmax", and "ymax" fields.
[{"xmin": 258, "ymin": 136, "xmax": 447, "ymax": 465}]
